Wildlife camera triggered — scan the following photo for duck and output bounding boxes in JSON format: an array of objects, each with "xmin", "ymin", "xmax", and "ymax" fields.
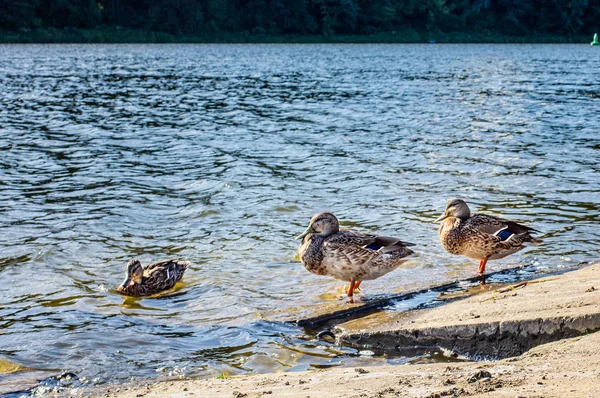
[
  {"xmin": 435, "ymin": 199, "xmax": 540, "ymax": 274},
  {"xmin": 117, "ymin": 258, "xmax": 190, "ymax": 297},
  {"xmin": 296, "ymin": 212, "xmax": 415, "ymax": 302}
]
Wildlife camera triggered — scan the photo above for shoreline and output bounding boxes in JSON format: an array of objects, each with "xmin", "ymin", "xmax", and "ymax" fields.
[
  {"xmin": 0, "ymin": 29, "xmax": 590, "ymax": 44},
  {"xmin": 87, "ymin": 263, "xmax": 600, "ymax": 397},
  {"xmin": 90, "ymin": 332, "xmax": 600, "ymax": 398}
]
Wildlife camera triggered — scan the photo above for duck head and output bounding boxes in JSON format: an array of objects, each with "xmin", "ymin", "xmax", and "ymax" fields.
[
  {"xmin": 435, "ymin": 199, "xmax": 471, "ymax": 222},
  {"xmin": 118, "ymin": 259, "xmax": 143, "ymax": 291},
  {"xmin": 296, "ymin": 212, "xmax": 340, "ymax": 240}
]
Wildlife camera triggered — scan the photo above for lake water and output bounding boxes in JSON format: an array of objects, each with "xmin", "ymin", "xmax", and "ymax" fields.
[{"xmin": 0, "ymin": 44, "xmax": 599, "ymax": 389}]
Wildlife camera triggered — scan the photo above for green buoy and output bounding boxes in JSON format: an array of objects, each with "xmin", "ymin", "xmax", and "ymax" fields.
[{"xmin": 592, "ymin": 33, "xmax": 599, "ymax": 46}]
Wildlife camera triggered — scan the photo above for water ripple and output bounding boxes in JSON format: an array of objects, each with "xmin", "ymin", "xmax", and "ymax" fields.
[{"xmin": 0, "ymin": 43, "xmax": 599, "ymax": 386}]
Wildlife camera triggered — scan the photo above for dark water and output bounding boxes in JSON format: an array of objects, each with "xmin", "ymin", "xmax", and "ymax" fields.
[{"xmin": 1, "ymin": 44, "xmax": 599, "ymax": 388}]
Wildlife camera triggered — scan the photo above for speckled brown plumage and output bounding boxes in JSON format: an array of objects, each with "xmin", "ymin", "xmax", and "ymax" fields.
[
  {"xmin": 297, "ymin": 213, "xmax": 415, "ymax": 298},
  {"xmin": 117, "ymin": 258, "xmax": 190, "ymax": 297},
  {"xmin": 436, "ymin": 199, "xmax": 539, "ymax": 273}
]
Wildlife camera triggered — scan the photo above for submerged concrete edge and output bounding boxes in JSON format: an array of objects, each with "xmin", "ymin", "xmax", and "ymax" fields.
[
  {"xmin": 341, "ymin": 312, "xmax": 600, "ymax": 358},
  {"xmin": 293, "ymin": 263, "xmax": 542, "ymax": 327}
]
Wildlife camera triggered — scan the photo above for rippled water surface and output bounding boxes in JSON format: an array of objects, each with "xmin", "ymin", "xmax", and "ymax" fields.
[{"xmin": 1, "ymin": 44, "xmax": 599, "ymax": 388}]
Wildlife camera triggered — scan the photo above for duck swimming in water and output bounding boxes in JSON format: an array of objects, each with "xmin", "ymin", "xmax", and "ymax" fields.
[
  {"xmin": 117, "ymin": 258, "xmax": 190, "ymax": 297},
  {"xmin": 296, "ymin": 212, "xmax": 415, "ymax": 302},
  {"xmin": 435, "ymin": 199, "xmax": 540, "ymax": 274}
]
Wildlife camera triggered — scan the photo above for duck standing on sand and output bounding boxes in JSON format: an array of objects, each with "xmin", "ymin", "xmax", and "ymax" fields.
[
  {"xmin": 435, "ymin": 199, "xmax": 539, "ymax": 274},
  {"xmin": 117, "ymin": 259, "xmax": 190, "ymax": 296},
  {"xmin": 296, "ymin": 212, "xmax": 415, "ymax": 302}
]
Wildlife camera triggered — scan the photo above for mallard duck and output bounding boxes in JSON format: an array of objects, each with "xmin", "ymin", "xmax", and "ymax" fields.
[
  {"xmin": 117, "ymin": 258, "xmax": 190, "ymax": 297},
  {"xmin": 435, "ymin": 199, "xmax": 540, "ymax": 274},
  {"xmin": 296, "ymin": 212, "xmax": 415, "ymax": 302}
]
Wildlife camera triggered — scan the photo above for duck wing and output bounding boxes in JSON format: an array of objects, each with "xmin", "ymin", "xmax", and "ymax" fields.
[
  {"xmin": 143, "ymin": 258, "xmax": 188, "ymax": 273},
  {"xmin": 466, "ymin": 214, "xmax": 539, "ymax": 244},
  {"xmin": 324, "ymin": 230, "xmax": 414, "ymax": 266},
  {"xmin": 142, "ymin": 259, "xmax": 190, "ymax": 292},
  {"xmin": 370, "ymin": 235, "xmax": 416, "ymax": 253}
]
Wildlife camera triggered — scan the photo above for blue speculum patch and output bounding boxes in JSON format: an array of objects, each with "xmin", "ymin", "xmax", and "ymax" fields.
[
  {"xmin": 497, "ymin": 229, "xmax": 513, "ymax": 241},
  {"xmin": 365, "ymin": 243, "xmax": 383, "ymax": 250}
]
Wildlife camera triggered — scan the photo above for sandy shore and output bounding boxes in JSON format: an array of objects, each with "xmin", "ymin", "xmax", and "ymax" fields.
[
  {"xmin": 93, "ymin": 331, "xmax": 600, "ymax": 397},
  {"xmin": 90, "ymin": 264, "xmax": 600, "ymax": 398}
]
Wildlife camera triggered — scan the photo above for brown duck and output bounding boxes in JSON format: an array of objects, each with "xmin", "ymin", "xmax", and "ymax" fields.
[
  {"xmin": 296, "ymin": 212, "xmax": 415, "ymax": 302},
  {"xmin": 435, "ymin": 199, "xmax": 540, "ymax": 274},
  {"xmin": 117, "ymin": 259, "xmax": 190, "ymax": 297}
]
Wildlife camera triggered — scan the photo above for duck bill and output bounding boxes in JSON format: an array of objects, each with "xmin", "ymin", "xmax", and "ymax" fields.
[
  {"xmin": 118, "ymin": 277, "xmax": 132, "ymax": 290},
  {"xmin": 434, "ymin": 213, "xmax": 448, "ymax": 222},
  {"xmin": 295, "ymin": 227, "xmax": 314, "ymax": 240}
]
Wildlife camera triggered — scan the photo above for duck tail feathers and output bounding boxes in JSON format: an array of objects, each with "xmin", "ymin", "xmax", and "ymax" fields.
[
  {"xmin": 525, "ymin": 235, "xmax": 542, "ymax": 246},
  {"xmin": 375, "ymin": 236, "xmax": 416, "ymax": 247}
]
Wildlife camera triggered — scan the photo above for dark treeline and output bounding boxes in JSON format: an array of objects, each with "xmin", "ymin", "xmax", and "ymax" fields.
[{"xmin": 2, "ymin": 0, "xmax": 600, "ymax": 42}]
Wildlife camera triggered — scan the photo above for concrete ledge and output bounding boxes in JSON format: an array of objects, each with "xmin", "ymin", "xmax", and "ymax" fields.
[
  {"xmin": 343, "ymin": 313, "xmax": 600, "ymax": 358},
  {"xmin": 338, "ymin": 264, "xmax": 600, "ymax": 358}
]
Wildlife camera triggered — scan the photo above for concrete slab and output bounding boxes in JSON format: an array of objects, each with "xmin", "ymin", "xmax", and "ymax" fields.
[{"xmin": 338, "ymin": 263, "xmax": 600, "ymax": 358}]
